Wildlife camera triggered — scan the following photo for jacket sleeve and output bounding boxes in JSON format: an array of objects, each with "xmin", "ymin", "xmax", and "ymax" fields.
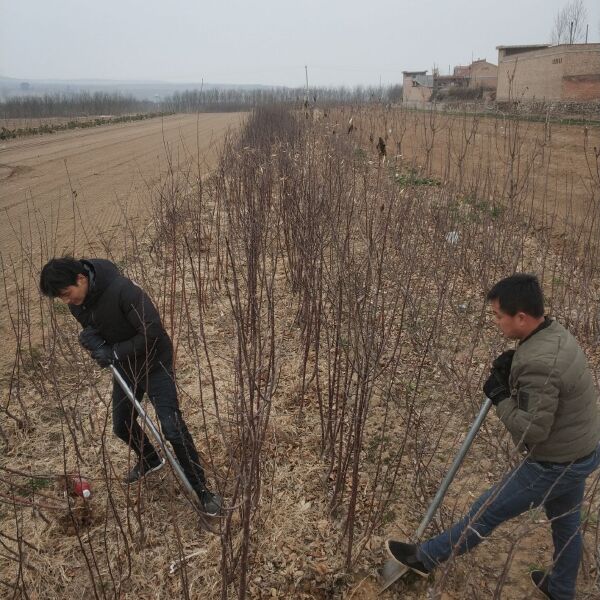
[
  {"xmin": 112, "ymin": 281, "xmax": 164, "ymax": 360},
  {"xmin": 495, "ymin": 359, "xmax": 560, "ymax": 447}
]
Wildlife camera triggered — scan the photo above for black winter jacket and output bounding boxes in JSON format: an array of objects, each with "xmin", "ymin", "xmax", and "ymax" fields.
[{"xmin": 70, "ymin": 259, "xmax": 173, "ymax": 372}]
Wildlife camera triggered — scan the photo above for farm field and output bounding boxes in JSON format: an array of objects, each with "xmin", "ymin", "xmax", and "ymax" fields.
[
  {"xmin": 0, "ymin": 112, "xmax": 243, "ymax": 257},
  {"xmin": 1, "ymin": 105, "xmax": 600, "ymax": 600},
  {"xmin": 334, "ymin": 106, "xmax": 600, "ymax": 230},
  {"xmin": 0, "ymin": 112, "xmax": 243, "ymax": 376}
]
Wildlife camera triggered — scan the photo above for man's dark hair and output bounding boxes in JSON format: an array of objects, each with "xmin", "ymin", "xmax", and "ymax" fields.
[
  {"xmin": 486, "ymin": 273, "xmax": 544, "ymax": 317},
  {"xmin": 39, "ymin": 257, "xmax": 86, "ymax": 297}
]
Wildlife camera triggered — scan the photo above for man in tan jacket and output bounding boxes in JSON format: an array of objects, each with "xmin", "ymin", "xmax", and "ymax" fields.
[{"xmin": 386, "ymin": 274, "xmax": 600, "ymax": 600}]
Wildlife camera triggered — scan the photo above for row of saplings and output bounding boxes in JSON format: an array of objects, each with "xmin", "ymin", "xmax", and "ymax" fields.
[{"xmin": 39, "ymin": 257, "xmax": 599, "ymax": 600}]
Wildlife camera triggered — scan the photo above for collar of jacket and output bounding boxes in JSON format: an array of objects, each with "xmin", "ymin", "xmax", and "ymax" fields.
[
  {"xmin": 519, "ymin": 316, "xmax": 552, "ymax": 346},
  {"xmin": 81, "ymin": 259, "xmax": 102, "ymax": 307},
  {"xmin": 82, "ymin": 261, "xmax": 96, "ymax": 292},
  {"xmin": 80, "ymin": 258, "xmax": 122, "ymax": 309}
]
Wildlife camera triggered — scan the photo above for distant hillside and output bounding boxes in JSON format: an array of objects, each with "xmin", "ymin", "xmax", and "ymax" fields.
[{"xmin": 0, "ymin": 76, "xmax": 282, "ymax": 102}]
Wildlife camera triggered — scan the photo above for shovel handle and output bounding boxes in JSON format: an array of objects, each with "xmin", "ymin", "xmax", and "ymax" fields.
[
  {"xmin": 110, "ymin": 365, "xmax": 198, "ymax": 501},
  {"xmin": 379, "ymin": 397, "xmax": 493, "ymax": 594},
  {"xmin": 415, "ymin": 397, "xmax": 493, "ymax": 538}
]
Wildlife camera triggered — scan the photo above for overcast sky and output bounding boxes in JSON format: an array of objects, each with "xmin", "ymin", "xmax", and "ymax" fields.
[{"xmin": 2, "ymin": 0, "xmax": 599, "ymax": 88}]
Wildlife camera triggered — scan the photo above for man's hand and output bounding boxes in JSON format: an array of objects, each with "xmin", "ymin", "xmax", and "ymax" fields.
[
  {"xmin": 80, "ymin": 327, "xmax": 115, "ymax": 367},
  {"xmin": 90, "ymin": 345, "xmax": 115, "ymax": 368},
  {"xmin": 79, "ymin": 327, "xmax": 106, "ymax": 351},
  {"xmin": 492, "ymin": 349, "xmax": 515, "ymax": 383},
  {"xmin": 483, "ymin": 349, "xmax": 515, "ymax": 406}
]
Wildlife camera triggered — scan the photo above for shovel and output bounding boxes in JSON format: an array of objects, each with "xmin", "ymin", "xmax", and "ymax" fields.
[
  {"xmin": 379, "ymin": 397, "xmax": 493, "ymax": 593},
  {"xmin": 110, "ymin": 365, "xmax": 213, "ymax": 528}
]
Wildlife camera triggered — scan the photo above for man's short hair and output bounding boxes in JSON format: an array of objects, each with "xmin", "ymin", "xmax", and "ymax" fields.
[
  {"xmin": 486, "ymin": 274, "xmax": 544, "ymax": 318},
  {"xmin": 39, "ymin": 257, "xmax": 86, "ymax": 297}
]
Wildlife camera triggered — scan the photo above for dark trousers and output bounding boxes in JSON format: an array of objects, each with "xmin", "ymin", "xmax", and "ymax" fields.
[{"xmin": 111, "ymin": 363, "xmax": 206, "ymax": 489}]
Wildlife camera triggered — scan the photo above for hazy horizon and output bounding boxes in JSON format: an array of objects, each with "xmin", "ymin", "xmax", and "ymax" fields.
[{"xmin": 2, "ymin": 0, "xmax": 599, "ymax": 88}]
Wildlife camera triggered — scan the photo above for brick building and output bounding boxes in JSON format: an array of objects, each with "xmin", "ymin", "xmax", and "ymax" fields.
[
  {"xmin": 402, "ymin": 71, "xmax": 434, "ymax": 105},
  {"xmin": 468, "ymin": 59, "xmax": 498, "ymax": 90},
  {"xmin": 496, "ymin": 43, "xmax": 600, "ymax": 101},
  {"xmin": 453, "ymin": 59, "xmax": 497, "ymax": 90},
  {"xmin": 402, "ymin": 70, "xmax": 465, "ymax": 105},
  {"xmin": 403, "ymin": 59, "xmax": 497, "ymax": 105}
]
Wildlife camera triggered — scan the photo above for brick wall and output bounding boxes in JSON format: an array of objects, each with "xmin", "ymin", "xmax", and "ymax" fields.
[
  {"xmin": 497, "ymin": 44, "xmax": 600, "ymax": 102},
  {"xmin": 469, "ymin": 61, "xmax": 498, "ymax": 90},
  {"xmin": 403, "ymin": 85, "xmax": 431, "ymax": 104},
  {"xmin": 563, "ymin": 75, "xmax": 600, "ymax": 101},
  {"xmin": 562, "ymin": 49, "xmax": 600, "ymax": 100}
]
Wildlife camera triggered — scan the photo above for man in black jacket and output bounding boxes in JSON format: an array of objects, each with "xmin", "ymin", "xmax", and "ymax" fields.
[{"xmin": 40, "ymin": 257, "xmax": 221, "ymax": 516}]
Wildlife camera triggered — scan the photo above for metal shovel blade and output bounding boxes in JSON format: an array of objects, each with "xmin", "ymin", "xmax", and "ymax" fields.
[{"xmin": 378, "ymin": 559, "xmax": 410, "ymax": 593}]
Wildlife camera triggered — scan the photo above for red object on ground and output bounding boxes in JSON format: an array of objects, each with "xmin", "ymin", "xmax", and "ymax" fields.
[{"xmin": 71, "ymin": 476, "xmax": 92, "ymax": 499}]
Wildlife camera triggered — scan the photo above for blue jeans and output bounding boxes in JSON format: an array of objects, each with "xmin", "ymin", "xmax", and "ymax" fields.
[{"xmin": 418, "ymin": 445, "xmax": 600, "ymax": 600}]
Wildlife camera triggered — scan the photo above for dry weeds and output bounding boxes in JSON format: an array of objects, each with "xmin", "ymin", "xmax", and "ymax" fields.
[{"xmin": 1, "ymin": 104, "xmax": 600, "ymax": 599}]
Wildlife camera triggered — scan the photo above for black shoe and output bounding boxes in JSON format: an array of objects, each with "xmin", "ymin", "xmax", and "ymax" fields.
[
  {"xmin": 124, "ymin": 456, "xmax": 165, "ymax": 484},
  {"xmin": 385, "ymin": 540, "xmax": 430, "ymax": 577},
  {"xmin": 196, "ymin": 486, "xmax": 222, "ymax": 516},
  {"xmin": 530, "ymin": 570, "xmax": 556, "ymax": 600}
]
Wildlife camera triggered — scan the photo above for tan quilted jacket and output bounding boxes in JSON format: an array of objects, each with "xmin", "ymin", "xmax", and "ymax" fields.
[{"xmin": 496, "ymin": 319, "xmax": 600, "ymax": 462}]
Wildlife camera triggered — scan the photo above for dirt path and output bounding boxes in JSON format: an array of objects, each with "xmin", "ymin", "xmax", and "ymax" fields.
[{"xmin": 0, "ymin": 113, "xmax": 243, "ymax": 378}]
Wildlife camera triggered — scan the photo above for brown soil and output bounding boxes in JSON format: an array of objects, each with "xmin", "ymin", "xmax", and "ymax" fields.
[
  {"xmin": 0, "ymin": 113, "xmax": 243, "ymax": 253},
  {"xmin": 338, "ymin": 107, "xmax": 600, "ymax": 230}
]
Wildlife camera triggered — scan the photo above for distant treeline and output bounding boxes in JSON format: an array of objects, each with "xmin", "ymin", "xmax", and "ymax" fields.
[
  {"xmin": 162, "ymin": 85, "xmax": 404, "ymax": 112},
  {"xmin": 1, "ymin": 86, "xmax": 404, "ymax": 119},
  {"xmin": 0, "ymin": 92, "xmax": 154, "ymax": 119}
]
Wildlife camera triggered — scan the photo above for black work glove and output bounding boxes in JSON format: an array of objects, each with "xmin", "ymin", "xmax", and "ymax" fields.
[
  {"xmin": 90, "ymin": 345, "xmax": 115, "ymax": 368},
  {"xmin": 492, "ymin": 349, "xmax": 515, "ymax": 383},
  {"xmin": 483, "ymin": 349, "xmax": 515, "ymax": 406},
  {"xmin": 79, "ymin": 327, "xmax": 106, "ymax": 351}
]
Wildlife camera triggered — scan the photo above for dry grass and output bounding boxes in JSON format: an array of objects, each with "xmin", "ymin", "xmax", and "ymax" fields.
[{"xmin": 1, "ymin": 103, "xmax": 600, "ymax": 599}]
